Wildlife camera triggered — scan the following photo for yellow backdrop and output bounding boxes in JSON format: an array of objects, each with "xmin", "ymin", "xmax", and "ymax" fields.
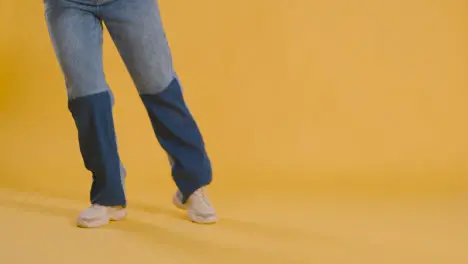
[
  {"xmin": 1, "ymin": 0, "xmax": 466, "ymax": 197},
  {"xmin": 0, "ymin": 1, "xmax": 467, "ymax": 263}
]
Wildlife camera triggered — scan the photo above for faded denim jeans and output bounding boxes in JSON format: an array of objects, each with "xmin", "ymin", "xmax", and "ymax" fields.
[{"xmin": 43, "ymin": 0, "xmax": 212, "ymax": 206}]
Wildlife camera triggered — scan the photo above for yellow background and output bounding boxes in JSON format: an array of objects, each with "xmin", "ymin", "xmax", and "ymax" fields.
[{"xmin": 0, "ymin": 0, "xmax": 467, "ymax": 263}]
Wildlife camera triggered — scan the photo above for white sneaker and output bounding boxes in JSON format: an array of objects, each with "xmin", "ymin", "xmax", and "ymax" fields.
[
  {"xmin": 76, "ymin": 204, "xmax": 127, "ymax": 228},
  {"xmin": 173, "ymin": 188, "xmax": 218, "ymax": 224},
  {"xmin": 76, "ymin": 162, "xmax": 127, "ymax": 228}
]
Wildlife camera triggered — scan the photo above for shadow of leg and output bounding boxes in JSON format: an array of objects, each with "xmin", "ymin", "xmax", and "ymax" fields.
[
  {"xmin": 0, "ymin": 198, "xmax": 78, "ymax": 226},
  {"xmin": 129, "ymin": 201, "xmax": 185, "ymax": 220},
  {"xmin": 0, "ymin": 192, "xmax": 306, "ymax": 263}
]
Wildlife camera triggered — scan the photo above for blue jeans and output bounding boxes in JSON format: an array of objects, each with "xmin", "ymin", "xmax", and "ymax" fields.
[{"xmin": 43, "ymin": 0, "xmax": 212, "ymax": 206}]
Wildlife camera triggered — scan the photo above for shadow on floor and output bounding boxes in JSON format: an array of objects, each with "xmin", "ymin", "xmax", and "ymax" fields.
[{"xmin": 0, "ymin": 192, "xmax": 313, "ymax": 263}]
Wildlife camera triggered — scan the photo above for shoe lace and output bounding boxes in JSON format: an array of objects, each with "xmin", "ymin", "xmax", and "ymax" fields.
[{"xmin": 193, "ymin": 188, "xmax": 212, "ymax": 208}]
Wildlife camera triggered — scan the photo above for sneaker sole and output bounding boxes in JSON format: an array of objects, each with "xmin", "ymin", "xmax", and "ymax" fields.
[
  {"xmin": 187, "ymin": 210, "xmax": 218, "ymax": 224},
  {"xmin": 173, "ymin": 195, "xmax": 218, "ymax": 224},
  {"xmin": 76, "ymin": 209, "xmax": 127, "ymax": 228}
]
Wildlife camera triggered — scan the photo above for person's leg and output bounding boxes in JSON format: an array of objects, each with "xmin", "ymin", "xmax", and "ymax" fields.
[
  {"xmin": 100, "ymin": 0, "xmax": 217, "ymax": 223},
  {"xmin": 43, "ymin": 0, "xmax": 126, "ymax": 227}
]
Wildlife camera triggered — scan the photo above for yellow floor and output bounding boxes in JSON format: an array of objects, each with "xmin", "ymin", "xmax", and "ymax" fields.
[
  {"xmin": 0, "ymin": 180, "xmax": 467, "ymax": 263},
  {"xmin": 1, "ymin": 0, "xmax": 468, "ymax": 263}
]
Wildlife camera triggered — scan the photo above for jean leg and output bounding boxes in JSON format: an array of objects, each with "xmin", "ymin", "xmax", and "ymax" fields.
[
  {"xmin": 100, "ymin": 0, "xmax": 212, "ymax": 202},
  {"xmin": 44, "ymin": 0, "xmax": 126, "ymax": 206}
]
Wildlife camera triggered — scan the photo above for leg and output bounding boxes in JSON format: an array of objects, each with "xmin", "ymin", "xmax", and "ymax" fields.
[
  {"xmin": 44, "ymin": 0, "xmax": 126, "ymax": 208},
  {"xmin": 100, "ymin": 0, "xmax": 217, "ymax": 223},
  {"xmin": 101, "ymin": 0, "xmax": 212, "ymax": 201}
]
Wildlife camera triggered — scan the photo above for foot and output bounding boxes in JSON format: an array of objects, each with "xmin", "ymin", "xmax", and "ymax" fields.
[
  {"xmin": 76, "ymin": 204, "xmax": 127, "ymax": 228},
  {"xmin": 173, "ymin": 188, "xmax": 218, "ymax": 224}
]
